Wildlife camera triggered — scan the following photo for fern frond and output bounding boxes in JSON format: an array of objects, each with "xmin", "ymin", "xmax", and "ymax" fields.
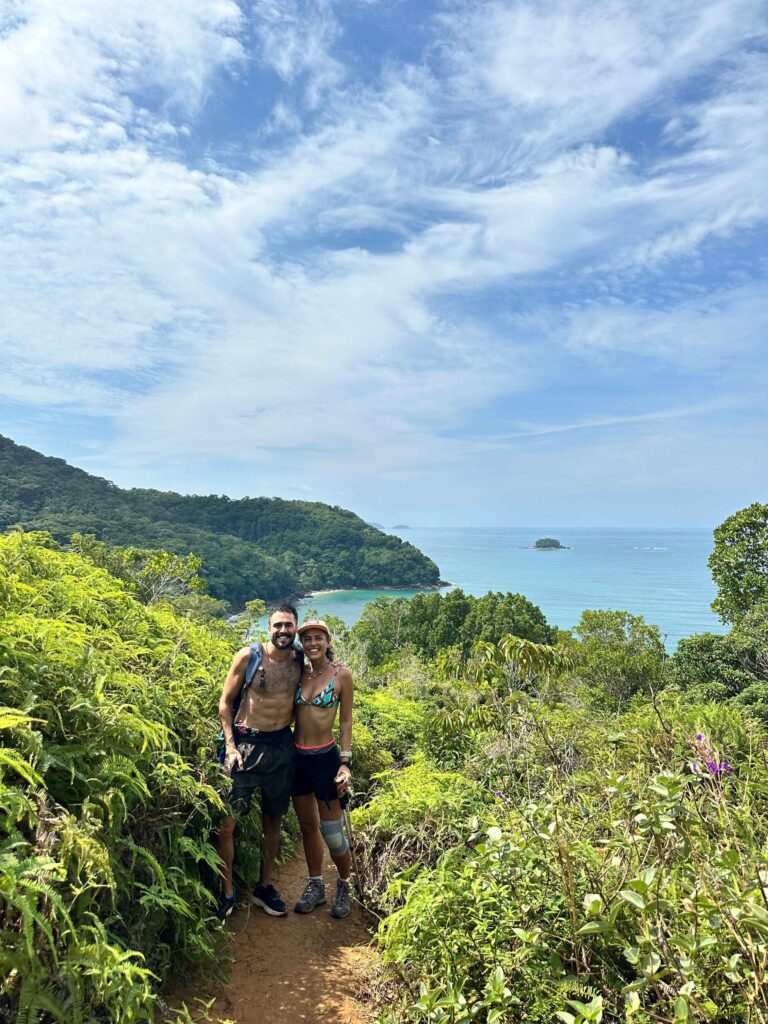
[{"xmin": 0, "ymin": 748, "xmax": 42, "ymax": 786}]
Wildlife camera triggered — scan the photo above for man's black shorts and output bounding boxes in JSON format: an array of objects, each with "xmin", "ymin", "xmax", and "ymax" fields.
[
  {"xmin": 228, "ymin": 725, "xmax": 294, "ymax": 818},
  {"xmin": 292, "ymin": 741, "xmax": 343, "ymax": 806}
]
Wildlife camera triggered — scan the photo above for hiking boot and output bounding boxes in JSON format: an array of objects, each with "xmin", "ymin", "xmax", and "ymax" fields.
[
  {"xmin": 251, "ymin": 883, "xmax": 288, "ymax": 917},
  {"xmin": 215, "ymin": 887, "xmax": 237, "ymax": 927},
  {"xmin": 330, "ymin": 878, "xmax": 352, "ymax": 919},
  {"xmin": 294, "ymin": 877, "xmax": 326, "ymax": 914}
]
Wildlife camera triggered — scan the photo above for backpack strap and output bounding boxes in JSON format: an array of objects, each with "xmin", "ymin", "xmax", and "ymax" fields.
[{"xmin": 244, "ymin": 641, "xmax": 264, "ymax": 687}]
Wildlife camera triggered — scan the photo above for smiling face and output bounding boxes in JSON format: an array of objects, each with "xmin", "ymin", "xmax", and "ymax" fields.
[
  {"xmin": 268, "ymin": 610, "xmax": 298, "ymax": 649},
  {"xmin": 300, "ymin": 628, "xmax": 330, "ymax": 661}
]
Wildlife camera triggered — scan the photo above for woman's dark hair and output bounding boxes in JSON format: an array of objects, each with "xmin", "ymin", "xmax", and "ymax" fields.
[{"xmin": 268, "ymin": 601, "xmax": 298, "ymax": 623}]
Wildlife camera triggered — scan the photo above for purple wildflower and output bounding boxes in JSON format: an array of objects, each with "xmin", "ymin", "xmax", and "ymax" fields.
[
  {"xmin": 695, "ymin": 733, "xmax": 704, "ymax": 741},
  {"xmin": 720, "ymin": 761, "xmax": 733, "ymax": 774},
  {"xmin": 706, "ymin": 760, "xmax": 719, "ymax": 775}
]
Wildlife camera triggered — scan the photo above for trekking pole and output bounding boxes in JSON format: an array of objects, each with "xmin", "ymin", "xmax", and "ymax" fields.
[{"xmin": 342, "ymin": 799, "xmax": 365, "ymax": 906}]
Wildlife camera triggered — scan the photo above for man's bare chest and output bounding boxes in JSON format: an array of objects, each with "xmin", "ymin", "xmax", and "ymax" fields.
[
  {"xmin": 260, "ymin": 657, "xmax": 301, "ymax": 696},
  {"xmin": 238, "ymin": 656, "xmax": 300, "ymax": 726}
]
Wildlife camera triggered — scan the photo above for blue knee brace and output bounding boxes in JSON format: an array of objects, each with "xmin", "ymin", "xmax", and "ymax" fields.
[{"xmin": 320, "ymin": 817, "xmax": 349, "ymax": 856}]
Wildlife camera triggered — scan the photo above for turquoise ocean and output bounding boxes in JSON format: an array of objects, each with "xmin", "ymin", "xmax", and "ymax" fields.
[{"xmin": 297, "ymin": 527, "xmax": 726, "ymax": 651}]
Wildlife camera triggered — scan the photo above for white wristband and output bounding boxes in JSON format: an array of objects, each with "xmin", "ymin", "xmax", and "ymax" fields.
[{"xmin": 340, "ymin": 750, "xmax": 352, "ymax": 758}]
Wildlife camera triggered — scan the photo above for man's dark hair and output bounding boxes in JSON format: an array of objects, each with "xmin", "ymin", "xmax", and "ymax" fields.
[{"xmin": 268, "ymin": 601, "xmax": 298, "ymax": 623}]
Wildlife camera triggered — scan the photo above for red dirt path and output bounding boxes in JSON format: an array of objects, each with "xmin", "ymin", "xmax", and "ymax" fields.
[{"xmin": 168, "ymin": 856, "xmax": 377, "ymax": 1024}]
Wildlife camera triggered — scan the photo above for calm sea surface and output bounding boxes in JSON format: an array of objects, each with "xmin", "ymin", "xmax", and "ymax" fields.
[{"xmin": 297, "ymin": 527, "xmax": 726, "ymax": 650}]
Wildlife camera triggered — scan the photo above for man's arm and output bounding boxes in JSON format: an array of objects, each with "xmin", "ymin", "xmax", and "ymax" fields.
[
  {"xmin": 335, "ymin": 667, "xmax": 354, "ymax": 795},
  {"xmin": 219, "ymin": 647, "xmax": 250, "ymax": 774}
]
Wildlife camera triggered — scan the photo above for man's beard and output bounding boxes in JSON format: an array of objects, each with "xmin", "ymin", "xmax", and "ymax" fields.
[{"xmin": 272, "ymin": 634, "xmax": 293, "ymax": 648}]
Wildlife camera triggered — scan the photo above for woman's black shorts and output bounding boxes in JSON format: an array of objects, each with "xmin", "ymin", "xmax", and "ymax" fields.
[{"xmin": 292, "ymin": 742, "xmax": 342, "ymax": 805}]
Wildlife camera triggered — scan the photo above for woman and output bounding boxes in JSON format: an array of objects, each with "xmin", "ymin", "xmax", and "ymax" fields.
[{"xmin": 291, "ymin": 618, "xmax": 354, "ymax": 919}]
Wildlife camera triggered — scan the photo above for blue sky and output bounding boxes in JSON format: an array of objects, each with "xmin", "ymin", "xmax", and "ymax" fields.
[{"xmin": 1, "ymin": 0, "xmax": 766, "ymax": 526}]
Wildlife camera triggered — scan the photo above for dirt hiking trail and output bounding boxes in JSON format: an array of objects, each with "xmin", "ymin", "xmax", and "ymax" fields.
[{"xmin": 170, "ymin": 856, "xmax": 378, "ymax": 1024}]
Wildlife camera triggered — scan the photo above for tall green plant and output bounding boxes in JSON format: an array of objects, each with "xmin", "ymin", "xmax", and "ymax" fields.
[{"xmin": 0, "ymin": 531, "xmax": 239, "ymax": 1022}]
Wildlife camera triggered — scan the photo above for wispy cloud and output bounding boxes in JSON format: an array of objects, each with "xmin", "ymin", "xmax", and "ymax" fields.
[
  {"xmin": 482, "ymin": 401, "xmax": 734, "ymax": 442},
  {"xmin": 253, "ymin": 0, "xmax": 345, "ymax": 108}
]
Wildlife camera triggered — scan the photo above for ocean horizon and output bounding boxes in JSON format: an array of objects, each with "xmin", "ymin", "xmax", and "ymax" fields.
[{"xmin": 296, "ymin": 526, "xmax": 726, "ymax": 651}]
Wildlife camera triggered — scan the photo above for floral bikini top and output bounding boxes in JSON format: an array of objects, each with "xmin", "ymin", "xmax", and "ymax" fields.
[{"xmin": 294, "ymin": 674, "xmax": 339, "ymax": 709}]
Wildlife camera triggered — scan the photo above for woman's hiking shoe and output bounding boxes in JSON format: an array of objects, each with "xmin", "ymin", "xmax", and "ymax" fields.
[
  {"xmin": 330, "ymin": 878, "xmax": 351, "ymax": 919},
  {"xmin": 251, "ymin": 883, "xmax": 288, "ymax": 916},
  {"xmin": 215, "ymin": 887, "xmax": 237, "ymax": 927},
  {"xmin": 294, "ymin": 877, "xmax": 326, "ymax": 914}
]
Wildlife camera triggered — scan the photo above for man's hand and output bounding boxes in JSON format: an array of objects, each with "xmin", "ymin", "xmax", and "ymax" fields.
[
  {"xmin": 334, "ymin": 764, "xmax": 352, "ymax": 796},
  {"xmin": 224, "ymin": 748, "xmax": 244, "ymax": 775}
]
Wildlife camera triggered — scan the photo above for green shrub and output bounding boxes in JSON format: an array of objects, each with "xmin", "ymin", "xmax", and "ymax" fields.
[
  {"xmin": 0, "ymin": 531, "xmax": 238, "ymax": 1021},
  {"xmin": 352, "ymin": 633, "xmax": 768, "ymax": 1022},
  {"xmin": 352, "ymin": 757, "xmax": 486, "ymax": 902},
  {"xmin": 355, "ymin": 688, "xmax": 425, "ymax": 763},
  {"xmin": 346, "ymin": 720, "xmax": 394, "ymax": 799},
  {"xmin": 672, "ymin": 633, "xmax": 755, "ymax": 696},
  {"xmin": 368, "ymin": 696, "xmax": 768, "ymax": 1024}
]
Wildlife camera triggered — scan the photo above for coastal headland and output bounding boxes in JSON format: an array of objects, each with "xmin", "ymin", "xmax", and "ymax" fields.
[{"xmin": 0, "ymin": 434, "xmax": 442, "ymax": 606}]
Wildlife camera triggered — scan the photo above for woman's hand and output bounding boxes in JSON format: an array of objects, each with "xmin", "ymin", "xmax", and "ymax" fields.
[{"xmin": 334, "ymin": 764, "xmax": 352, "ymax": 796}]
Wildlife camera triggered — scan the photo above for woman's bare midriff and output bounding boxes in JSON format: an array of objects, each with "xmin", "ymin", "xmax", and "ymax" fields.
[{"xmin": 293, "ymin": 699, "xmax": 337, "ymax": 747}]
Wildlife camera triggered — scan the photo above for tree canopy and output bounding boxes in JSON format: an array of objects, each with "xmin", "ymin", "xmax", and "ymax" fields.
[
  {"xmin": 709, "ymin": 502, "xmax": 768, "ymax": 623},
  {"xmin": 350, "ymin": 587, "xmax": 551, "ymax": 665}
]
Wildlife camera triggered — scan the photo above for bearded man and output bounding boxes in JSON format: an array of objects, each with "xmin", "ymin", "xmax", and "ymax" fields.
[{"xmin": 215, "ymin": 602, "xmax": 303, "ymax": 923}]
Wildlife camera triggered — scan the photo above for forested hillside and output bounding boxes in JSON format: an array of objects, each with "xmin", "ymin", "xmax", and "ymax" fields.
[{"xmin": 0, "ymin": 435, "xmax": 440, "ymax": 604}]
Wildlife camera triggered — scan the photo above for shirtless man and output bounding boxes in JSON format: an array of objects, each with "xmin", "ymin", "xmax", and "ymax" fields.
[{"xmin": 215, "ymin": 602, "xmax": 303, "ymax": 924}]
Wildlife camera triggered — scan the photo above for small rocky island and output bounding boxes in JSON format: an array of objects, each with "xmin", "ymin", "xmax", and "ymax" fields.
[{"xmin": 533, "ymin": 537, "xmax": 569, "ymax": 550}]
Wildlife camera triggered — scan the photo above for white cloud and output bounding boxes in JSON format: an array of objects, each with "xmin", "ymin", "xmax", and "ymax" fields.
[
  {"xmin": 439, "ymin": 0, "xmax": 766, "ymax": 162},
  {"xmin": 559, "ymin": 285, "xmax": 768, "ymax": 367},
  {"xmin": 253, "ymin": 0, "xmax": 344, "ymax": 107},
  {"xmin": 0, "ymin": 0, "xmax": 244, "ymax": 154}
]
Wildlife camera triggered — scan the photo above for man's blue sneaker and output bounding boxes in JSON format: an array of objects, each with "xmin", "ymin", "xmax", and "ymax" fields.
[
  {"xmin": 215, "ymin": 887, "xmax": 237, "ymax": 927},
  {"xmin": 251, "ymin": 883, "xmax": 287, "ymax": 916}
]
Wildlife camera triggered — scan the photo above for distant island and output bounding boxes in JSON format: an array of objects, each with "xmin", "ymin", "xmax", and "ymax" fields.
[
  {"xmin": 533, "ymin": 537, "xmax": 569, "ymax": 550},
  {"xmin": 392, "ymin": 524, "xmax": 410, "ymax": 529},
  {"xmin": 0, "ymin": 435, "xmax": 441, "ymax": 604}
]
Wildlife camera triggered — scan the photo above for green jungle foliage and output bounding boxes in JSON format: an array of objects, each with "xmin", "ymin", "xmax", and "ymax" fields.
[
  {"xmin": 350, "ymin": 587, "xmax": 551, "ymax": 665},
  {"xmin": 671, "ymin": 606, "xmax": 768, "ymax": 720},
  {"xmin": 351, "ymin": 634, "xmax": 768, "ymax": 1024},
  {"xmin": 673, "ymin": 505, "xmax": 768, "ymax": 722},
  {"xmin": 0, "ymin": 435, "xmax": 440, "ymax": 604},
  {"xmin": 0, "ymin": 530, "xmax": 246, "ymax": 1023},
  {"xmin": 558, "ymin": 610, "xmax": 667, "ymax": 708}
]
